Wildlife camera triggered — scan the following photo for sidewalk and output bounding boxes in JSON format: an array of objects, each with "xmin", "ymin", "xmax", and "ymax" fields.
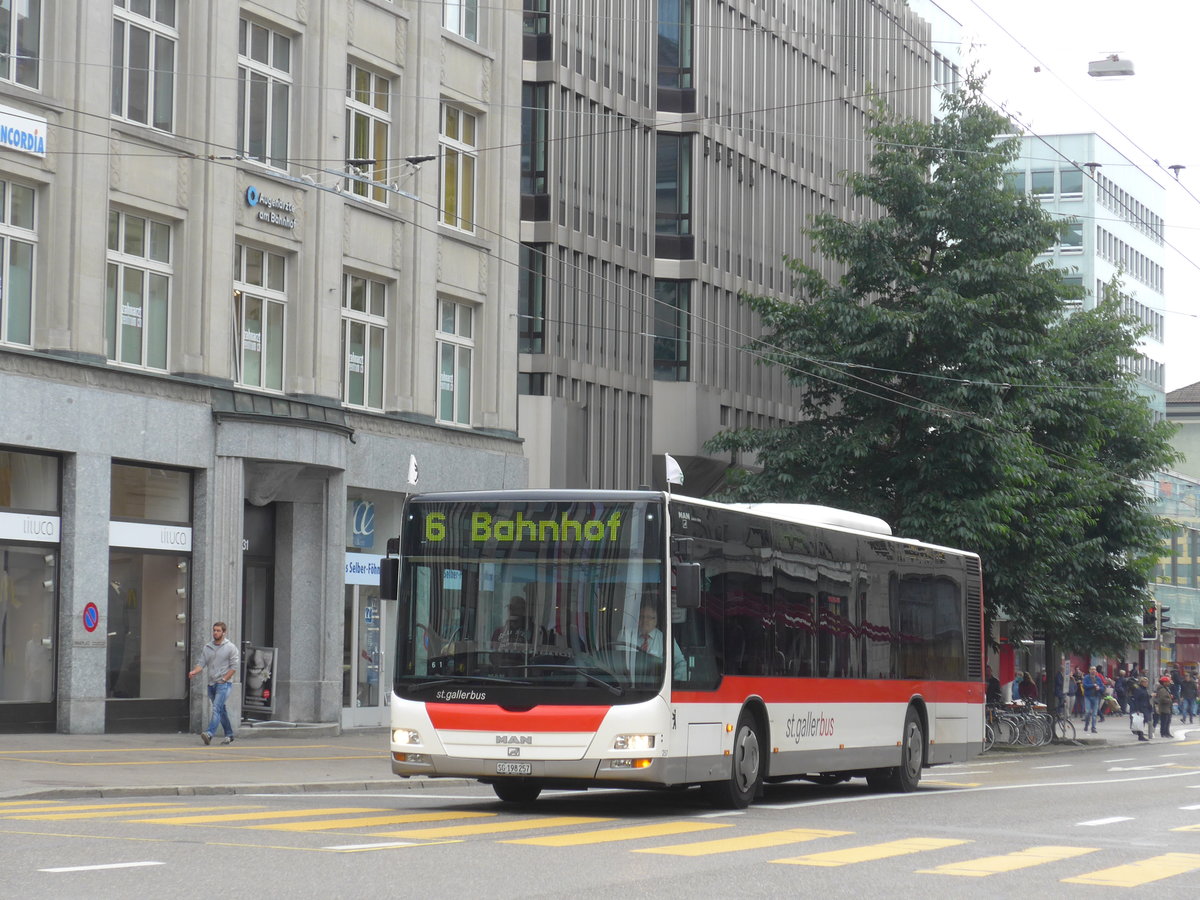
[
  {"xmin": 0, "ymin": 712, "xmax": 1188, "ymax": 802},
  {"xmin": 988, "ymin": 707, "xmax": 1193, "ymax": 754},
  {"xmin": 0, "ymin": 724, "xmax": 466, "ymax": 802}
]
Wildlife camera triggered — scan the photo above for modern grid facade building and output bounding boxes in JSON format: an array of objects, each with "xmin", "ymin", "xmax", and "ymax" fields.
[
  {"xmin": 1009, "ymin": 133, "xmax": 1168, "ymax": 417},
  {"xmin": 516, "ymin": 0, "xmax": 945, "ymax": 494},
  {"xmin": 0, "ymin": 1, "xmax": 528, "ymax": 734}
]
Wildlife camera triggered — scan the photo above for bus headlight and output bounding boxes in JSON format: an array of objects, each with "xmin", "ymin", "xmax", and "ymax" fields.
[
  {"xmin": 613, "ymin": 734, "xmax": 656, "ymax": 751},
  {"xmin": 392, "ymin": 729, "xmax": 422, "ymax": 746}
]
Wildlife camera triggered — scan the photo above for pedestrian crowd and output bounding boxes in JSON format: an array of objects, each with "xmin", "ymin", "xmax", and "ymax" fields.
[{"xmin": 1048, "ymin": 664, "xmax": 1197, "ymax": 741}]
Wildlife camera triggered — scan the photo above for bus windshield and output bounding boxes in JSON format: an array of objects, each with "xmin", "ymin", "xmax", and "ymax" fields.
[{"xmin": 394, "ymin": 497, "xmax": 666, "ymax": 703}]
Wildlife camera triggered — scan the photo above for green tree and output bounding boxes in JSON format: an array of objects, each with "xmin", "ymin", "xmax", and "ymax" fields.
[{"xmin": 707, "ymin": 77, "xmax": 1176, "ymax": 653}]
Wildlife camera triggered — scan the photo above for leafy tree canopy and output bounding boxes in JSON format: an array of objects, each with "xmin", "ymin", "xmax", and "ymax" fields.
[{"xmin": 707, "ymin": 76, "xmax": 1177, "ymax": 654}]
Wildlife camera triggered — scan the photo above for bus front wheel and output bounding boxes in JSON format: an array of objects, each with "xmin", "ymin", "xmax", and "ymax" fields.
[
  {"xmin": 492, "ymin": 779, "xmax": 543, "ymax": 804},
  {"xmin": 703, "ymin": 710, "xmax": 763, "ymax": 809}
]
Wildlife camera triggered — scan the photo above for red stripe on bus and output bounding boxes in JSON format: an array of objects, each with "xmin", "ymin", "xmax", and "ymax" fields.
[
  {"xmin": 425, "ymin": 704, "xmax": 610, "ymax": 731},
  {"xmin": 672, "ymin": 677, "xmax": 984, "ymax": 705}
]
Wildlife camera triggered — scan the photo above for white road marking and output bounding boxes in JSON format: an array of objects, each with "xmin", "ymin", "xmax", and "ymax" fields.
[
  {"xmin": 1159, "ymin": 753, "xmax": 1187, "ymax": 758},
  {"xmin": 1180, "ymin": 804, "xmax": 1200, "ymax": 810},
  {"xmin": 1077, "ymin": 816, "xmax": 1134, "ymax": 827},
  {"xmin": 696, "ymin": 810, "xmax": 746, "ymax": 818},
  {"xmin": 1033, "ymin": 764, "xmax": 1072, "ymax": 769},
  {"xmin": 41, "ymin": 861, "xmax": 164, "ymax": 873},
  {"xmin": 322, "ymin": 841, "xmax": 419, "ymax": 851},
  {"xmin": 1105, "ymin": 758, "xmax": 1135, "ymax": 763}
]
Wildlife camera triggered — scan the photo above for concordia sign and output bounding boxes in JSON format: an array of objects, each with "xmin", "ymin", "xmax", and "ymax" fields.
[{"xmin": 0, "ymin": 103, "xmax": 47, "ymax": 158}]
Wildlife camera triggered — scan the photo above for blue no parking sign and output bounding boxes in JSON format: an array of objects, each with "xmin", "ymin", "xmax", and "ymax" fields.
[{"xmin": 82, "ymin": 602, "xmax": 99, "ymax": 633}]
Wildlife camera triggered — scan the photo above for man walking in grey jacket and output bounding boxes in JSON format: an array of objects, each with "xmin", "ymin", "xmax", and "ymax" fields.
[{"xmin": 188, "ymin": 622, "xmax": 240, "ymax": 745}]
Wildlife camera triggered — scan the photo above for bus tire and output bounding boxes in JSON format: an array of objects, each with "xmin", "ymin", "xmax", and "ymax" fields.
[
  {"xmin": 492, "ymin": 779, "xmax": 542, "ymax": 804},
  {"xmin": 868, "ymin": 707, "xmax": 924, "ymax": 792},
  {"xmin": 702, "ymin": 709, "xmax": 763, "ymax": 809}
]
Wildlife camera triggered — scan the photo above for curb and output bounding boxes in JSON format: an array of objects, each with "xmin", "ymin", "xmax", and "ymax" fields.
[{"xmin": 1, "ymin": 776, "xmax": 474, "ymax": 802}]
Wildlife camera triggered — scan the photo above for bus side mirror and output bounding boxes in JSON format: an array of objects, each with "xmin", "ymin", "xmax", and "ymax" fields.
[
  {"xmin": 380, "ymin": 557, "xmax": 399, "ymax": 601},
  {"xmin": 674, "ymin": 563, "xmax": 701, "ymax": 608}
]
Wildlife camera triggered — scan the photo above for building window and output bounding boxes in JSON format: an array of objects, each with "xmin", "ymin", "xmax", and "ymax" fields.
[
  {"xmin": 521, "ymin": 83, "xmax": 549, "ymax": 195},
  {"xmin": 653, "ymin": 279, "xmax": 690, "ymax": 381},
  {"xmin": 1030, "ymin": 169, "xmax": 1054, "ymax": 197},
  {"xmin": 1060, "ymin": 167, "xmax": 1083, "ymax": 196},
  {"xmin": 1060, "ymin": 222, "xmax": 1083, "ymax": 251},
  {"xmin": 237, "ymin": 18, "xmax": 291, "ymax": 169},
  {"xmin": 106, "ymin": 209, "xmax": 171, "ymax": 369},
  {"xmin": 655, "ymin": 133, "xmax": 692, "ymax": 235},
  {"xmin": 657, "ymin": 0, "xmax": 693, "ymax": 89},
  {"xmin": 439, "ymin": 104, "xmax": 477, "ymax": 232},
  {"xmin": 1003, "ymin": 171, "xmax": 1025, "ymax": 194},
  {"xmin": 345, "ymin": 64, "xmax": 391, "ymax": 203},
  {"xmin": 111, "ymin": 0, "xmax": 176, "ymax": 131},
  {"xmin": 523, "ymin": 0, "xmax": 549, "ymax": 35},
  {"xmin": 342, "ymin": 273, "xmax": 387, "ymax": 410},
  {"xmin": 436, "ymin": 299, "xmax": 473, "ymax": 425},
  {"xmin": 233, "ymin": 243, "xmax": 286, "ymax": 391},
  {"xmin": 0, "ymin": 0, "xmax": 39, "ymax": 88},
  {"xmin": 0, "ymin": 179, "xmax": 36, "ymax": 347},
  {"xmin": 443, "ymin": 0, "xmax": 478, "ymax": 41},
  {"xmin": 518, "ymin": 243, "xmax": 546, "ymax": 353}
]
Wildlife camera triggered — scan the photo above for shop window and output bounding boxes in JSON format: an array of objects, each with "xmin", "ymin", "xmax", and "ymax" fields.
[
  {"xmin": 341, "ymin": 273, "xmax": 387, "ymax": 410},
  {"xmin": 0, "ymin": 179, "xmax": 36, "ymax": 347},
  {"xmin": 233, "ymin": 243, "xmax": 287, "ymax": 391},
  {"xmin": 106, "ymin": 209, "xmax": 172, "ymax": 370}
]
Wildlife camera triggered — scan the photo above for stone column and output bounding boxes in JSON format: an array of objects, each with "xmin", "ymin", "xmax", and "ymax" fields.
[
  {"xmin": 201, "ymin": 455, "xmax": 245, "ymax": 730},
  {"xmin": 56, "ymin": 453, "xmax": 111, "ymax": 733}
]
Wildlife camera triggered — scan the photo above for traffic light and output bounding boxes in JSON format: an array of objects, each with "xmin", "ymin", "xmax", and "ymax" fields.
[
  {"xmin": 1159, "ymin": 605, "xmax": 1172, "ymax": 636},
  {"xmin": 1142, "ymin": 603, "xmax": 1158, "ymax": 640}
]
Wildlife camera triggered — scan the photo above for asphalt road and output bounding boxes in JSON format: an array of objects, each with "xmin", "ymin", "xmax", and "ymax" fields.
[{"xmin": 3, "ymin": 729, "xmax": 1198, "ymax": 899}]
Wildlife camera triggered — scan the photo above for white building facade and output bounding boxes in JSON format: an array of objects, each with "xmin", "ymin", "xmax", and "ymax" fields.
[
  {"xmin": 1011, "ymin": 133, "xmax": 1167, "ymax": 416},
  {"xmin": 0, "ymin": 2, "xmax": 526, "ymax": 734}
]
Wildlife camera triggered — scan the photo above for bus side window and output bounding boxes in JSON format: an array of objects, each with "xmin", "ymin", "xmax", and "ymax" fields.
[{"xmin": 674, "ymin": 607, "xmax": 719, "ymax": 689}]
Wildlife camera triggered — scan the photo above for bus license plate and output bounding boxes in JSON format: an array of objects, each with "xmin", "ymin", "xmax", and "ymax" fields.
[{"xmin": 496, "ymin": 762, "xmax": 532, "ymax": 775}]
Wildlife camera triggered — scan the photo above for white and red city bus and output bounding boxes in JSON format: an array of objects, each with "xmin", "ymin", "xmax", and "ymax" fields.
[{"xmin": 381, "ymin": 490, "xmax": 985, "ymax": 807}]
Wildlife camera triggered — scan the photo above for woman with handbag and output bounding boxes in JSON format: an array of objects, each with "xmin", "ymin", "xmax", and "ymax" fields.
[{"xmin": 1130, "ymin": 676, "xmax": 1153, "ymax": 742}]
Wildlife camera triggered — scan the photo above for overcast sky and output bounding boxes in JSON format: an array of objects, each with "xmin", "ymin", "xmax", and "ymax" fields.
[{"xmin": 931, "ymin": 0, "xmax": 1200, "ymax": 391}]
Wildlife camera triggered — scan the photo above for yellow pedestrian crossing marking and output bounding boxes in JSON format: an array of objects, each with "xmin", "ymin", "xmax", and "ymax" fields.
[
  {"xmin": 918, "ymin": 845, "xmax": 1098, "ymax": 877},
  {"xmin": 635, "ymin": 827, "xmax": 851, "ymax": 857},
  {"xmin": 506, "ymin": 821, "xmax": 729, "ymax": 847},
  {"xmin": 774, "ymin": 838, "xmax": 969, "ymax": 867},
  {"xmin": 13, "ymin": 804, "xmax": 261, "ymax": 821},
  {"xmin": 1064, "ymin": 853, "xmax": 1200, "ymax": 887},
  {"xmin": 132, "ymin": 807, "xmax": 383, "ymax": 825},
  {"xmin": 246, "ymin": 810, "xmax": 495, "ymax": 832},
  {"xmin": 1173, "ymin": 823, "xmax": 1200, "ymax": 832},
  {"xmin": 0, "ymin": 801, "xmax": 183, "ymax": 816},
  {"xmin": 372, "ymin": 816, "xmax": 612, "ymax": 839},
  {"xmin": 0, "ymin": 800, "xmax": 57, "ymax": 808}
]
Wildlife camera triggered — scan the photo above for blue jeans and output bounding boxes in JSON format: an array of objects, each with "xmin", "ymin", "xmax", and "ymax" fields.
[
  {"xmin": 1183, "ymin": 697, "xmax": 1198, "ymax": 721},
  {"xmin": 206, "ymin": 681, "xmax": 234, "ymax": 737},
  {"xmin": 1083, "ymin": 695, "xmax": 1100, "ymax": 730}
]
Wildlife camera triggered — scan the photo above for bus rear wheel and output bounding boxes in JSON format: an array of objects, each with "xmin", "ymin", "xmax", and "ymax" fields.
[
  {"xmin": 492, "ymin": 779, "xmax": 543, "ymax": 804},
  {"xmin": 866, "ymin": 707, "xmax": 924, "ymax": 792},
  {"xmin": 703, "ymin": 710, "xmax": 763, "ymax": 809}
]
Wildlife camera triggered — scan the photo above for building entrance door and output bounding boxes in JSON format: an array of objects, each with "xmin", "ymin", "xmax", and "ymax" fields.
[
  {"xmin": 0, "ymin": 544, "xmax": 57, "ymax": 732},
  {"xmin": 341, "ymin": 584, "xmax": 394, "ymax": 728}
]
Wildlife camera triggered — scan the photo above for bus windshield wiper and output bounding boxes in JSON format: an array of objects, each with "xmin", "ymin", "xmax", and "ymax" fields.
[
  {"xmin": 418, "ymin": 674, "xmax": 533, "ymax": 688},
  {"xmin": 519, "ymin": 664, "xmax": 626, "ymax": 696}
]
